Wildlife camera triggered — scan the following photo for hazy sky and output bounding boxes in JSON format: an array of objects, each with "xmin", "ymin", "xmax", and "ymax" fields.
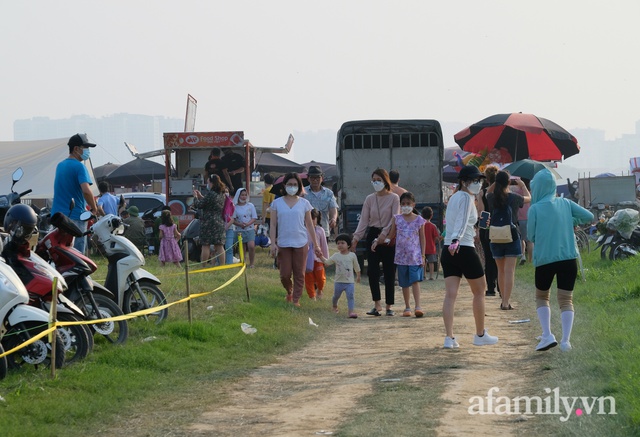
[{"xmin": 3, "ymin": 1, "xmax": 640, "ymax": 167}]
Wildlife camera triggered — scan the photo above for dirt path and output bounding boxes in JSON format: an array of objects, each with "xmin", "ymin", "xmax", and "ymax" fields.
[{"xmin": 185, "ymin": 277, "xmax": 537, "ymax": 436}]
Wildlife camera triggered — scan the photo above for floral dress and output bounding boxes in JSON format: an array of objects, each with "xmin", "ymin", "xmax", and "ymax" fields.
[
  {"xmin": 394, "ymin": 214, "xmax": 426, "ymax": 266},
  {"xmin": 194, "ymin": 190, "xmax": 225, "ymax": 245}
]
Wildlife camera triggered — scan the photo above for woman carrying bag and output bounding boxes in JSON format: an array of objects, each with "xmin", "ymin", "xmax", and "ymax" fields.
[
  {"xmin": 351, "ymin": 168, "xmax": 400, "ymax": 316},
  {"xmin": 486, "ymin": 171, "xmax": 530, "ymax": 310}
]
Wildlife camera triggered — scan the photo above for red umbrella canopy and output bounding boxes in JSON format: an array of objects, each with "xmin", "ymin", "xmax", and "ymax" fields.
[{"xmin": 454, "ymin": 113, "xmax": 580, "ymax": 163}]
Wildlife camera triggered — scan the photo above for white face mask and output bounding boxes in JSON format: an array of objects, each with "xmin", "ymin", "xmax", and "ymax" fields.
[
  {"xmin": 285, "ymin": 186, "xmax": 298, "ymax": 196},
  {"xmin": 371, "ymin": 181, "xmax": 384, "ymax": 192},
  {"xmin": 401, "ymin": 206, "xmax": 413, "ymax": 215},
  {"xmin": 467, "ymin": 181, "xmax": 482, "ymax": 195}
]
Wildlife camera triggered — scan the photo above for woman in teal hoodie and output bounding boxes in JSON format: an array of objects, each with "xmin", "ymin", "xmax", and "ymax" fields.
[{"xmin": 527, "ymin": 169, "xmax": 593, "ymax": 352}]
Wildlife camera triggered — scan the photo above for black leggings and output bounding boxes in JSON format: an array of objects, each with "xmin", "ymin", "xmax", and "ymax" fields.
[
  {"xmin": 479, "ymin": 228, "xmax": 498, "ymax": 292},
  {"xmin": 366, "ymin": 229, "xmax": 396, "ymax": 305}
]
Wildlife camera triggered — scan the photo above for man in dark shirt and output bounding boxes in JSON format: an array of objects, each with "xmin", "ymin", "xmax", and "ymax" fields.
[
  {"xmin": 221, "ymin": 148, "xmax": 245, "ymax": 195},
  {"xmin": 204, "ymin": 148, "xmax": 232, "ymax": 189}
]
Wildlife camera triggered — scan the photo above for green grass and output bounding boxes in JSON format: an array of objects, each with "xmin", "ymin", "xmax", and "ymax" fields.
[
  {"xmin": 1, "ymin": 246, "xmax": 639, "ymax": 436},
  {"xmin": 515, "ymin": 249, "xmax": 640, "ymax": 436},
  {"xmin": 0, "ymin": 251, "xmax": 341, "ymax": 436}
]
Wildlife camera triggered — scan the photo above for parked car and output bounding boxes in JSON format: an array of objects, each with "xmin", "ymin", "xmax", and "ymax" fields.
[{"xmin": 120, "ymin": 192, "xmax": 166, "ymax": 213}]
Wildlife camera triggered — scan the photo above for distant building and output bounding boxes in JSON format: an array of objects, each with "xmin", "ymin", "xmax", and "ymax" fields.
[{"xmin": 13, "ymin": 113, "xmax": 182, "ymax": 167}]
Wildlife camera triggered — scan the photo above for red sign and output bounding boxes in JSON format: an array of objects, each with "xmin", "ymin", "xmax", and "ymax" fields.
[{"xmin": 163, "ymin": 131, "xmax": 244, "ymax": 149}]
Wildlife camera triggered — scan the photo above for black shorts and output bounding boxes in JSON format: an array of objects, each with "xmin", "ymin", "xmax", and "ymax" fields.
[
  {"xmin": 441, "ymin": 245, "xmax": 485, "ymax": 280},
  {"xmin": 534, "ymin": 259, "xmax": 578, "ymax": 291}
]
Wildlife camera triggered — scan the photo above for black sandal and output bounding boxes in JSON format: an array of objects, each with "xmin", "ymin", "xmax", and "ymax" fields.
[
  {"xmin": 500, "ymin": 304, "xmax": 514, "ymax": 310},
  {"xmin": 366, "ymin": 308, "xmax": 382, "ymax": 316}
]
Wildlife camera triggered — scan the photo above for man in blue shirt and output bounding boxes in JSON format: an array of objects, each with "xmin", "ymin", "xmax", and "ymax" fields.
[
  {"xmin": 52, "ymin": 133, "xmax": 103, "ymax": 254},
  {"xmin": 97, "ymin": 181, "xmax": 119, "ymax": 216}
]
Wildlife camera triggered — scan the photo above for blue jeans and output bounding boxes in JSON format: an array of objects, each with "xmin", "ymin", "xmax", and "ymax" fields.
[
  {"xmin": 72, "ymin": 219, "xmax": 88, "ymax": 254},
  {"xmin": 225, "ymin": 228, "xmax": 236, "ymax": 264}
]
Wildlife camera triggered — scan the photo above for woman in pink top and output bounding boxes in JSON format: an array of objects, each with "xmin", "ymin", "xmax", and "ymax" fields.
[{"xmin": 351, "ymin": 168, "xmax": 401, "ymax": 316}]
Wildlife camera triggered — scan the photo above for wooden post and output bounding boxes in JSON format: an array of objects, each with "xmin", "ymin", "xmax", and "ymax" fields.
[
  {"xmin": 50, "ymin": 277, "xmax": 58, "ymax": 379},
  {"xmin": 184, "ymin": 240, "xmax": 192, "ymax": 324},
  {"xmin": 238, "ymin": 235, "xmax": 251, "ymax": 302}
]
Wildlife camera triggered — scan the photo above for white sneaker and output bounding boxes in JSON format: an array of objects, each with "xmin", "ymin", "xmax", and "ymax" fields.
[
  {"xmin": 560, "ymin": 341, "xmax": 572, "ymax": 352},
  {"xmin": 473, "ymin": 329, "xmax": 499, "ymax": 346},
  {"xmin": 536, "ymin": 334, "xmax": 558, "ymax": 351},
  {"xmin": 444, "ymin": 336, "xmax": 460, "ymax": 349}
]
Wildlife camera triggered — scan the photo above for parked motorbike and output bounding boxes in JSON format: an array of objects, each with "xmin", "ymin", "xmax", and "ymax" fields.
[
  {"xmin": 85, "ymin": 212, "xmax": 168, "ymax": 323},
  {"xmin": 180, "ymin": 208, "xmax": 201, "ymax": 262},
  {"xmin": 2, "ymin": 205, "xmax": 94, "ymax": 365},
  {"xmin": 0, "ymin": 237, "xmax": 65, "ymax": 371},
  {"xmin": 595, "ymin": 208, "xmax": 640, "ymax": 261},
  {"xmin": 0, "ymin": 169, "xmax": 93, "ymax": 365},
  {"xmin": 36, "ymin": 212, "xmax": 129, "ymax": 344}
]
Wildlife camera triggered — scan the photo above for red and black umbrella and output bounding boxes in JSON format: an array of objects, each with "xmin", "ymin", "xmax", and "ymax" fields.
[{"xmin": 454, "ymin": 113, "xmax": 580, "ymax": 163}]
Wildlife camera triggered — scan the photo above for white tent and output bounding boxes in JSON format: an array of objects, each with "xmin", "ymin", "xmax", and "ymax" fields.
[{"xmin": 0, "ymin": 137, "xmax": 98, "ymax": 201}]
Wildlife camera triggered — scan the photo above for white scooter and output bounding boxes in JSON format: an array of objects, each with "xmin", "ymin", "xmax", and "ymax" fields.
[
  {"xmin": 0, "ymin": 244, "xmax": 65, "ymax": 372},
  {"xmin": 84, "ymin": 212, "xmax": 167, "ymax": 323}
]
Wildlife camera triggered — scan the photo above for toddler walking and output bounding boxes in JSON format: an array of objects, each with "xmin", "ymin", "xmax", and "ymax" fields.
[
  {"xmin": 158, "ymin": 210, "xmax": 183, "ymax": 267},
  {"xmin": 319, "ymin": 233, "xmax": 361, "ymax": 318},
  {"xmin": 305, "ymin": 209, "xmax": 329, "ymax": 300},
  {"xmin": 374, "ymin": 192, "xmax": 426, "ymax": 317},
  {"xmin": 421, "ymin": 206, "xmax": 442, "ymax": 280}
]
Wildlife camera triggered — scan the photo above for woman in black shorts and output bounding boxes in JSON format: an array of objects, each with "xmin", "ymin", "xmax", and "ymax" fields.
[{"xmin": 441, "ymin": 166, "xmax": 499, "ymax": 349}]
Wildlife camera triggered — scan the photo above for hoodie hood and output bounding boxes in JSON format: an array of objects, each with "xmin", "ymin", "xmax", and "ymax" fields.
[
  {"xmin": 233, "ymin": 188, "xmax": 247, "ymax": 205},
  {"xmin": 530, "ymin": 168, "xmax": 557, "ymax": 205}
]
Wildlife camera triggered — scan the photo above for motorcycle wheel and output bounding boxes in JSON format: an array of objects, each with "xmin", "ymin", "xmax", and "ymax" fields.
[
  {"xmin": 55, "ymin": 313, "xmax": 94, "ymax": 365},
  {"xmin": 609, "ymin": 242, "xmax": 637, "ymax": 261},
  {"xmin": 2, "ymin": 322, "xmax": 66, "ymax": 370},
  {"xmin": 85, "ymin": 294, "xmax": 129, "ymax": 345},
  {"xmin": 0, "ymin": 344, "xmax": 7, "ymax": 380},
  {"xmin": 123, "ymin": 280, "xmax": 168, "ymax": 324}
]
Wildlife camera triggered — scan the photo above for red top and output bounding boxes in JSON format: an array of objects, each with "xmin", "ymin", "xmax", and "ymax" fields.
[{"xmin": 423, "ymin": 221, "xmax": 440, "ymax": 255}]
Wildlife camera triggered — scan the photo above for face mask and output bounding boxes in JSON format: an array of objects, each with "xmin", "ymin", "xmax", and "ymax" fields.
[
  {"xmin": 81, "ymin": 148, "xmax": 91, "ymax": 161},
  {"xmin": 285, "ymin": 186, "xmax": 298, "ymax": 196},
  {"xmin": 401, "ymin": 206, "xmax": 413, "ymax": 215},
  {"xmin": 467, "ymin": 181, "xmax": 482, "ymax": 195},
  {"xmin": 371, "ymin": 181, "xmax": 384, "ymax": 192}
]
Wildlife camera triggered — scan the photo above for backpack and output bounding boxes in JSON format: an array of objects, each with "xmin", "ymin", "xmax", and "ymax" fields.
[{"xmin": 489, "ymin": 197, "xmax": 518, "ymax": 243}]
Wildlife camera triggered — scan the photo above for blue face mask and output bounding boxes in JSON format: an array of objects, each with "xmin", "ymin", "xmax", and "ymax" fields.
[{"xmin": 81, "ymin": 148, "xmax": 91, "ymax": 161}]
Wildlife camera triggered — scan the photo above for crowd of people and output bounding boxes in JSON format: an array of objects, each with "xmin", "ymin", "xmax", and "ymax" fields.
[{"xmin": 55, "ymin": 134, "xmax": 594, "ymax": 352}]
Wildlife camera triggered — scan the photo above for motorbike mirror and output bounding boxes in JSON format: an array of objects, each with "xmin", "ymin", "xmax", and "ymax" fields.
[
  {"xmin": 119, "ymin": 194, "xmax": 125, "ymax": 207},
  {"xmin": 10, "ymin": 167, "xmax": 23, "ymax": 193},
  {"xmin": 79, "ymin": 210, "xmax": 92, "ymax": 221},
  {"xmin": 11, "ymin": 168, "xmax": 23, "ymax": 183}
]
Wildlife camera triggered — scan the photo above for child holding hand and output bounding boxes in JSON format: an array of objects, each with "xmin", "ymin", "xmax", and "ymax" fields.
[
  {"xmin": 374, "ymin": 192, "xmax": 426, "ymax": 317},
  {"xmin": 319, "ymin": 233, "xmax": 361, "ymax": 318}
]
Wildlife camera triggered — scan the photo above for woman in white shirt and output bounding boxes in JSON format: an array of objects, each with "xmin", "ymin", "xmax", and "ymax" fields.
[
  {"xmin": 232, "ymin": 188, "xmax": 258, "ymax": 268},
  {"xmin": 269, "ymin": 173, "xmax": 321, "ymax": 306},
  {"xmin": 441, "ymin": 166, "xmax": 499, "ymax": 349}
]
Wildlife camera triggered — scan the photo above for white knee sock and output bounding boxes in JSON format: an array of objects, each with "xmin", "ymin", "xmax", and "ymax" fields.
[
  {"xmin": 561, "ymin": 311, "xmax": 574, "ymax": 344},
  {"xmin": 537, "ymin": 306, "xmax": 552, "ymax": 337}
]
